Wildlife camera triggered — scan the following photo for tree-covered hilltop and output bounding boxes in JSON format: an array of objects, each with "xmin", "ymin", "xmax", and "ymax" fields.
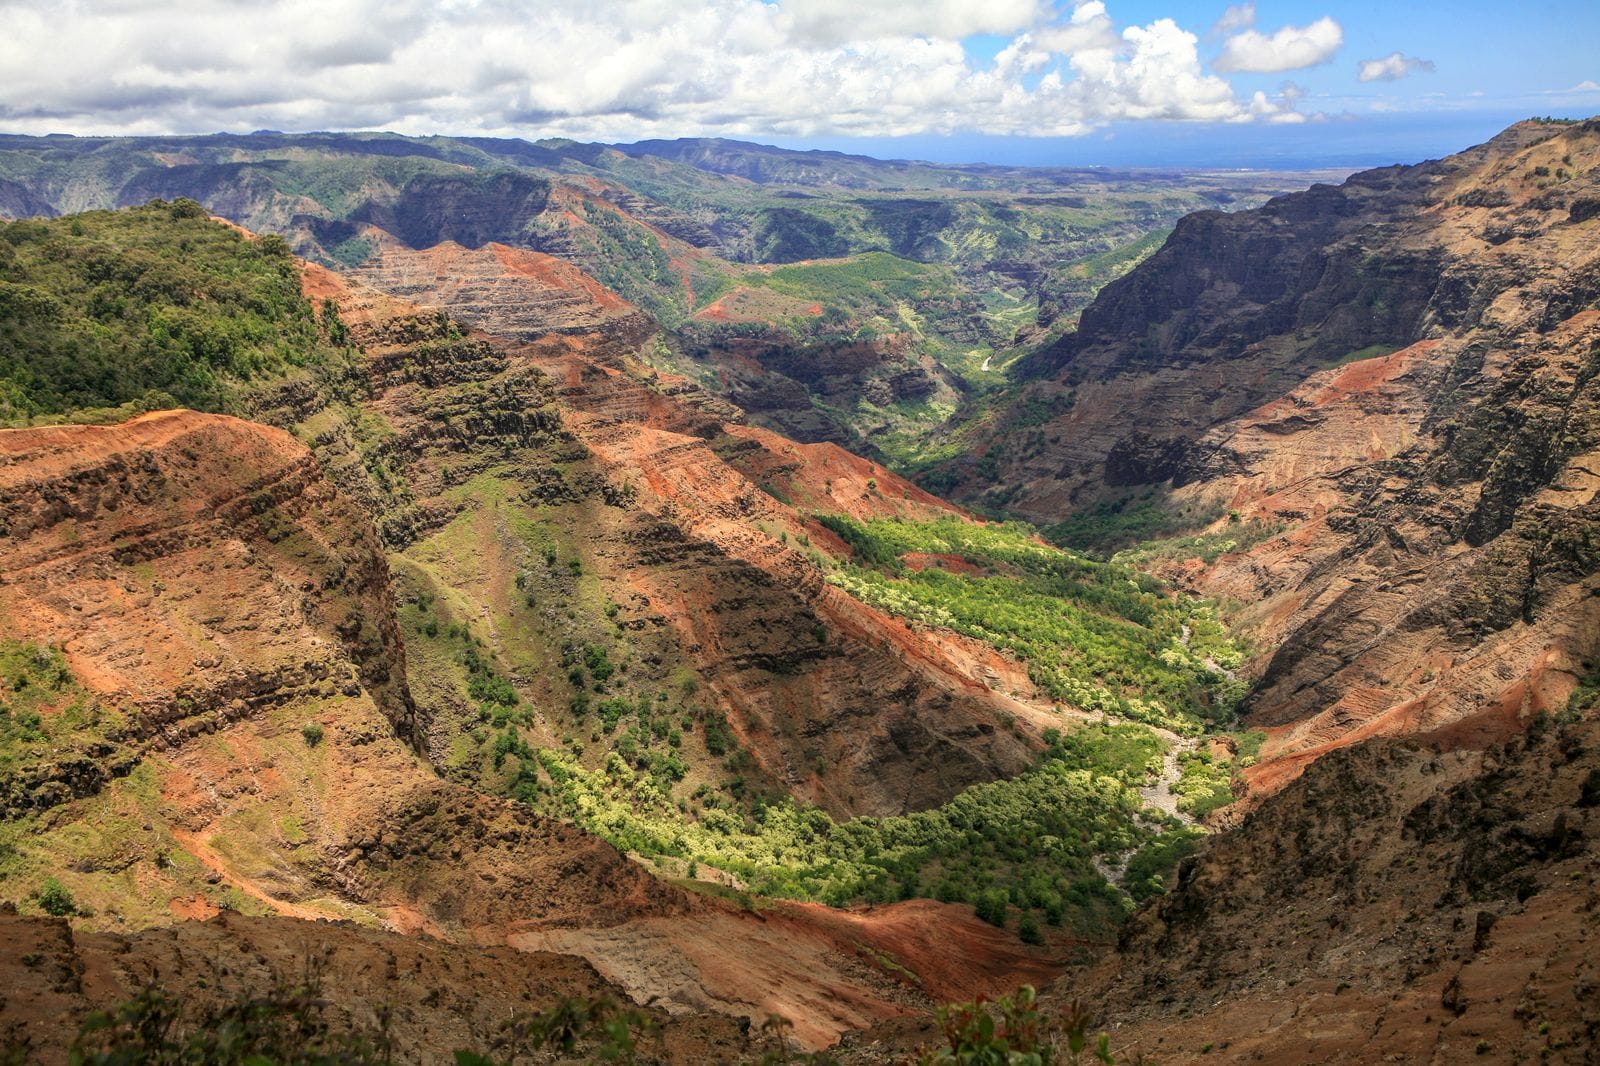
[{"xmin": 0, "ymin": 199, "xmax": 347, "ymax": 424}]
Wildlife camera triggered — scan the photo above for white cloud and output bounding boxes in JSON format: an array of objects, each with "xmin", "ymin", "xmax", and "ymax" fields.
[
  {"xmin": 0, "ymin": 0, "xmax": 1320, "ymax": 140},
  {"xmin": 1356, "ymin": 52, "xmax": 1435, "ymax": 83},
  {"xmin": 1564, "ymin": 79, "xmax": 1600, "ymax": 92},
  {"xmin": 1244, "ymin": 81, "xmax": 1307, "ymax": 124},
  {"xmin": 1209, "ymin": 2, "xmax": 1255, "ymax": 38},
  {"xmin": 782, "ymin": 0, "xmax": 1048, "ymax": 45},
  {"xmin": 1215, "ymin": 16, "xmax": 1343, "ymax": 73}
]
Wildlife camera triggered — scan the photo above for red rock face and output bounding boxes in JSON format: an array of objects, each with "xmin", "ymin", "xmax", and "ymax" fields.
[
  {"xmin": 0, "ymin": 409, "xmax": 677, "ymax": 931},
  {"xmin": 298, "ymin": 243, "xmax": 1047, "ymax": 818},
  {"xmin": 0, "ymin": 395, "xmax": 1059, "ymax": 1057},
  {"xmin": 958, "ymin": 119, "xmax": 1600, "ymax": 792},
  {"xmin": 0, "ymin": 410, "xmax": 416, "ymax": 746},
  {"xmin": 345, "ymin": 233, "xmax": 648, "ymax": 340}
]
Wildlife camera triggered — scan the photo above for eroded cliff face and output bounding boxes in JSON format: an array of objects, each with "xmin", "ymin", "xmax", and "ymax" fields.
[
  {"xmin": 0, "ymin": 390, "xmax": 1061, "ymax": 1064},
  {"xmin": 0, "ymin": 400, "xmax": 1053, "ymax": 1055},
  {"xmin": 959, "ymin": 119, "xmax": 1600, "ymax": 786},
  {"xmin": 342, "ymin": 232, "xmax": 651, "ymax": 341},
  {"xmin": 0, "ymin": 410, "xmax": 675, "ymax": 932},
  {"xmin": 289, "ymin": 259, "xmax": 1040, "ymax": 818},
  {"xmin": 0, "ymin": 411, "xmax": 416, "ymax": 809},
  {"xmin": 1069, "ymin": 712, "xmax": 1600, "ymax": 1065}
]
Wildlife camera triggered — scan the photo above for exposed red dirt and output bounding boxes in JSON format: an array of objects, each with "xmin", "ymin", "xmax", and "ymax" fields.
[
  {"xmin": 513, "ymin": 898, "xmax": 1060, "ymax": 1050},
  {"xmin": 721, "ymin": 423, "xmax": 962, "ymax": 522},
  {"xmin": 901, "ymin": 552, "xmax": 986, "ymax": 576}
]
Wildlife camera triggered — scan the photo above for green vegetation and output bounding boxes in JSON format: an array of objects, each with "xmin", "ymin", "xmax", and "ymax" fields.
[
  {"xmin": 1112, "ymin": 518, "xmax": 1286, "ymax": 569},
  {"xmin": 1044, "ymin": 497, "xmax": 1227, "ymax": 555},
  {"xmin": 1173, "ymin": 749, "xmax": 1235, "ymax": 820},
  {"xmin": 815, "ymin": 516, "xmax": 1243, "ymax": 732},
  {"xmin": 300, "ymin": 723, "xmax": 325, "ymax": 747},
  {"xmin": 752, "ymin": 252, "xmax": 945, "ymax": 309},
  {"xmin": 1568, "ymin": 671, "xmax": 1600, "ymax": 715},
  {"xmin": 534, "ymin": 722, "xmax": 1182, "ymax": 937},
  {"xmin": 36, "ymin": 876, "xmax": 78, "ymax": 917},
  {"xmin": 917, "ymin": 987, "xmax": 1120, "ymax": 1066},
  {"xmin": 0, "ymin": 640, "xmax": 133, "ymax": 817},
  {"xmin": 468, "ymin": 513, "xmax": 1243, "ymax": 934},
  {"xmin": 1122, "ymin": 827, "xmax": 1205, "ymax": 903},
  {"xmin": 0, "ymin": 200, "xmax": 351, "ymax": 424},
  {"xmin": 1231, "ymin": 730, "xmax": 1268, "ymax": 764}
]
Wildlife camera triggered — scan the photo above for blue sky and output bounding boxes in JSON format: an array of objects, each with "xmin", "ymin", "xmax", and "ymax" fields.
[
  {"xmin": 1, "ymin": 0, "xmax": 1595, "ymax": 169},
  {"xmin": 795, "ymin": 1, "xmax": 1600, "ymax": 166}
]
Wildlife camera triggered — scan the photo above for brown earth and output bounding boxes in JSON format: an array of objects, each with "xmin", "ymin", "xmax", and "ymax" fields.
[
  {"xmin": 842, "ymin": 709, "xmax": 1600, "ymax": 1065},
  {"xmin": 296, "ymin": 253, "xmax": 1045, "ymax": 819},
  {"xmin": 345, "ymin": 230, "xmax": 649, "ymax": 341},
  {"xmin": 1072, "ymin": 710, "xmax": 1600, "ymax": 1065},
  {"xmin": 513, "ymin": 897, "xmax": 1060, "ymax": 1050},
  {"xmin": 0, "ymin": 401, "xmax": 1061, "ymax": 1052},
  {"xmin": 955, "ymin": 118, "xmax": 1600, "ymax": 795},
  {"xmin": 0, "ymin": 906, "xmax": 748, "ymax": 1065},
  {"xmin": 0, "ymin": 231, "xmax": 1069, "ymax": 1054}
]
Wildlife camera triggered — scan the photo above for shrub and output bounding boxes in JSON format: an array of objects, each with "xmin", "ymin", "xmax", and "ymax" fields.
[
  {"xmin": 974, "ymin": 889, "xmax": 1009, "ymax": 928},
  {"xmin": 37, "ymin": 878, "xmax": 77, "ymax": 917},
  {"xmin": 915, "ymin": 987, "xmax": 1119, "ymax": 1065},
  {"xmin": 301, "ymin": 723, "xmax": 325, "ymax": 747}
]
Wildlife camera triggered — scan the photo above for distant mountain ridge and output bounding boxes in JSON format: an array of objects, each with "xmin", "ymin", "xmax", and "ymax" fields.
[{"xmin": 0, "ymin": 128, "xmax": 1319, "ymax": 463}]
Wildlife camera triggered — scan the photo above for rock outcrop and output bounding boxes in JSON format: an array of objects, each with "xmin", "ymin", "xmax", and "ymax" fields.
[
  {"xmin": 1072, "ymin": 711, "xmax": 1600, "ymax": 1064},
  {"xmin": 294, "ymin": 258, "xmax": 1041, "ymax": 817},
  {"xmin": 959, "ymin": 118, "xmax": 1600, "ymax": 786},
  {"xmin": 0, "ymin": 411, "xmax": 417, "ymax": 798}
]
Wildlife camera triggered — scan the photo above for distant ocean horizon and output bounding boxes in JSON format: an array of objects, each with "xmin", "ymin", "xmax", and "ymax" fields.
[{"xmin": 749, "ymin": 107, "xmax": 1594, "ymax": 170}]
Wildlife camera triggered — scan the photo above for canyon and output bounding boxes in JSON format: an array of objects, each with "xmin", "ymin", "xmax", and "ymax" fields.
[{"xmin": 0, "ymin": 120, "xmax": 1596, "ymax": 1063}]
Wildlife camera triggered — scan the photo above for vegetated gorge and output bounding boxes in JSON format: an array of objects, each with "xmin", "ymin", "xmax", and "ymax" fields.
[{"xmin": 0, "ymin": 118, "xmax": 1594, "ymax": 1064}]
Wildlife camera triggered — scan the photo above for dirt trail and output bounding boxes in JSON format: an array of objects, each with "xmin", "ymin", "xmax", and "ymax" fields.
[{"xmin": 169, "ymin": 827, "xmax": 328, "ymax": 922}]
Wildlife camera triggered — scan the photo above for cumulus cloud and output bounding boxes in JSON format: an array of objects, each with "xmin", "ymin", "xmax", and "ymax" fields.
[
  {"xmin": 1356, "ymin": 52, "xmax": 1435, "ymax": 83},
  {"xmin": 1208, "ymin": 2, "xmax": 1255, "ymax": 38},
  {"xmin": 1245, "ymin": 81, "xmax": 1308, "ymax": 124},
  {"xmin": 1215, "ymin": 16, "xmax": 1343, "ymax": 73},
  {"xmin": 0, "ymin": 0, "xmax": 1326, "ymax": 139},
  {"xmin": 783, "ymin": 0, "xmax": 1049, "ymax": 46}
]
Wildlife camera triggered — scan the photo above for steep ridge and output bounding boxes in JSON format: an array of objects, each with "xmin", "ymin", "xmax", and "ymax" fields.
[
  {"xmin": 1074, "ymin": 710, "xmax": 1600, "ymax": 1064},
  {"xmin": 294, "ymin": 260, "xmax": 1042, "ymax": 818},
  {"xmin": 0, "ymin": 411, "xmax": 416, "ymax": 808},
  {"xmin": 0, "ymin": 410, "xmax": 674, "ymax": 933},
  {"xmin": 0, "ymin": 399, "xmax": 1060, "ymax": 1054},
  {"xmin": 565, "ymin": 414, "xmax": 1041, "ymax": 814},
  {"xmin": 959, "ymin": 118, "xmax": 1600, "ymax": 788}
]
